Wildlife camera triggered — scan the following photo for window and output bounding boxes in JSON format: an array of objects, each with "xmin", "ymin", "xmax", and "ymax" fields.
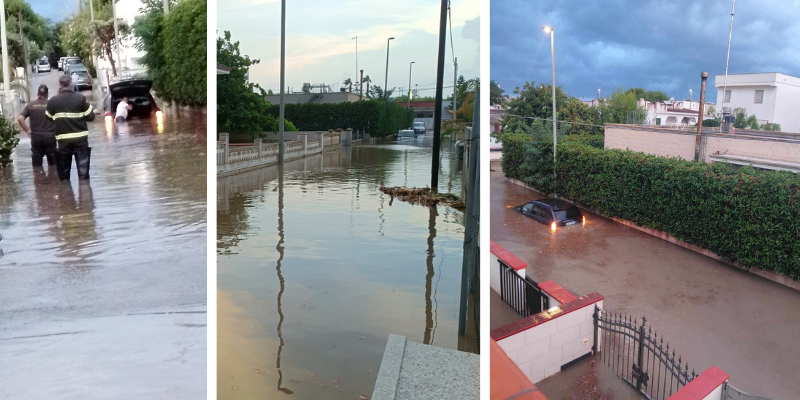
[
  {"xmin": 532, "ymin": 205, "xmax": 548, "ymax": 217},
  {"xmin": 724, "ymin": 90, "xmax": 731, "ymax": 103},
  {"xmin": 521, "ymin": 204, "xmax": 533, "ymax": 214},
  {"xmin": 655, "ymin": 118, "xmax": 661, "ymax": 126},
  {"xmin": 754, "ymin": 90, "xmax": 764, "ymax": 104}
]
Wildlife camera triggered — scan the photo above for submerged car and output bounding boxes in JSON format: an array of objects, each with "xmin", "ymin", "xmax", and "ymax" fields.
[
  {"xmin": 514, "ymin": 198, "xmax": 585, "ymax": 231},
  {"xmin": 412, "ymin": 121, "xmax": 426, "ymax": 136},
  {"xmin": 36, "ymin": 59, "xmax": 50, "ymax": 73},
  {"xmin": 102, "ymin": 78, "xmax": 161, "ymax": 119},
  {"xmin": 397, "ymin": 129, "xmax": 416, "ymax": 140}
]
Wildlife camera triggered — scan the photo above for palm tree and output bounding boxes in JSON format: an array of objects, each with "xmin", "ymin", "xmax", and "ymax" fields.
[
  {"xmin": 362, "ymin": 75, "xmax": 372, "ymax": 98},
  {"xmin": 343, "ymin": 78, "xmax": 353, "ymax": 93}
]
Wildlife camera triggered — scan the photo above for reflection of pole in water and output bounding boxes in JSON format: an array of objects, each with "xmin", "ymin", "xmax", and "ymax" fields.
[
  {"xmin": 378, "ymin": 191, "xmax": 385, "ymax": 237},
  {"xmin": 275, "ymin": 165, "xmax": 293, "ymax": 395},
  {"xmin": 424, "ymin": 205, "xmax": 438, "ymax": 344}
]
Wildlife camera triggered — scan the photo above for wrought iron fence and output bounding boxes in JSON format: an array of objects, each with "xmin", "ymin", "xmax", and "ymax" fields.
[
  {"xmin": 498, "ymin": 261, "xmax": 549, "ymax": 317},
  {"xmin": 593, "ymin": 305, "xmax": 697, "ymax": 400}
]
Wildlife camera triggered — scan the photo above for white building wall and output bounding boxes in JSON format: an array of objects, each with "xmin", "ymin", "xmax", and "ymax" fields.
[
  {"xmin": 715, "ymin": 73, "xmax": 800, "ymax": 133},
  {"xmin": 773, "ymin": 85, "xmax": 800, "ymax": 133}
]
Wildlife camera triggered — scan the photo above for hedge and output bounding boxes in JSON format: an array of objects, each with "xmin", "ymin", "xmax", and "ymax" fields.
[
  {"xmin": 502, "ymin": 134, "xmax": 800, "ymax": 279},
  {"xmin": 266, "ymin": 101, "xmax": 413, "ymax": 137},
  {"xmin": 156, "ymin": 0, "xmax": 207, "ymax": 106}
]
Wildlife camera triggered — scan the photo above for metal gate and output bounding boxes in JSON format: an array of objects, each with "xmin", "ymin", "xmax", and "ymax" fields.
[
  {"xmin": 593, "ymin": 305, "xmax": 697, "ymax": 400},
  {"xmin": 722, "ymin": 383, "xmax": 771, "ymax": 400},
  {"xmin": 498, "ymin": 261, "xmax": 549, "ymax": 317}
]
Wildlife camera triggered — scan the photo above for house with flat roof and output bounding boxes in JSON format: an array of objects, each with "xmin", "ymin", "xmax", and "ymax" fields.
[{"xmin": 715, "ymin": 72, "xmax": 800, "ymax": 133}]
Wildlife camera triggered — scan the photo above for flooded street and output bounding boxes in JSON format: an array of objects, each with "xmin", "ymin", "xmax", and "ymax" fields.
[
  {"xmin": 0, "ymin": 72, "xmax": 207, "ymax": 398},
  {"xmin": 217, "ymin": 140, "xmax": 472, "ymax": 399},
  {"xmin": 491, "ymin": 171, "xmax": 800, "ymax": 399}
]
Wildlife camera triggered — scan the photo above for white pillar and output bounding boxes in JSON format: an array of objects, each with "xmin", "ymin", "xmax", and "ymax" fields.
[
  {"xmin": 220, "ymin": 132, "xmax": 230, "ymax": 163},
  {"xmin": 254, "ymin": 138, "xmax": 262, "ymax": 157}
]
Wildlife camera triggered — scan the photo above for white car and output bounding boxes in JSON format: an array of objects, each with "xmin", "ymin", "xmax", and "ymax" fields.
[{"xmin": 37, "ymin": 59, "xmax": 50, "ymax": 73}]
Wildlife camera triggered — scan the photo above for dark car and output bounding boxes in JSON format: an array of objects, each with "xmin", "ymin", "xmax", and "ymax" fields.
[
  {"xmin": 514, "ymin": 198, "xmax": 585, "ymax": 231},
  {"xmin": 103, "ymin": 79, "xmax": 161, "ymax": 119}
]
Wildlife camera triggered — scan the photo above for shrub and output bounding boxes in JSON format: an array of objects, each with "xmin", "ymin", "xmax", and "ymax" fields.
[
  {"xmin": 565, "ymin": 134, "xmax": 604, "ymax": 149},
  {"xmin": 266, "ymin": 101, "xmax": 413, "ymax": 137},
  {"xmin": 503, "ymin": 141, "xmax": 800, "ymax": 279},
  {"xmin": 0, "ymin": 117, "xmax": 20, "ymax": 167}
]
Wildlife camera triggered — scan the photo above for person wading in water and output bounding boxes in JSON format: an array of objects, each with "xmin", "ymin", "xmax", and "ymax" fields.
[
  {"xmin": 46, "ymin": 74, "xmax": 95, "ymax": 180},
  {"xmin": 17, "ymin": 85, "xmax": 56, "ymax": 167}
]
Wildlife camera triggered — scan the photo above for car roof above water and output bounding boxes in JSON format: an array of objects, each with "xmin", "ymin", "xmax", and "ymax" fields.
[{"xmin": 532, "ymin": 198, "xmax": 577, "ymax": 211}]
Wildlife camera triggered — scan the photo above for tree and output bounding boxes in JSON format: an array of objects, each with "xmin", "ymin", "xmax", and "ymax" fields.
[
  {"xmin": 368, "ymin": 85, "xmax": 394, "ymax": 101},
  {"xmin": 490, "ymin": 80, "xmax": 505, "ymax": 105},
  {"xmin": 343, "ymin": 78, "xmax": 353, "ymax": 93},
  {"xmin": 599, "ymin": 88, "xmax": 643, "ymax": 124},
  {"xmin": 624, "ymin": 87, "xmax": 669, "ymax": 103},
  {"xmin": 217, "ymin": 31, "xmax": 294, "ymax": 137},
  {"xmin": 501, "ymin": 81, "xmax": 570, "ymax": 133},
  {"xmin": 560, "ymin": 97, "xmax": 602, "ymax": 135},
  {"xmin": 362, "ymin": 75, "xmax": 371, "ymax": 96},
  {"xmin": 0, "ymin": 116, "xmax": 19, "ymax": 167}
]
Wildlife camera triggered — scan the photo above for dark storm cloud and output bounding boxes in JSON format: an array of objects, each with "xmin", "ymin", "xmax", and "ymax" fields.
[{"xmin": 491, "ymin": 0, "xmax": 800, "ymax": 102}]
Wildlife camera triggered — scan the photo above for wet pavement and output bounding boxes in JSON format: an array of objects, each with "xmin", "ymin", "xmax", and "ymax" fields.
[
  {"xmin": 217, "ymin": 139, "xmax": 473, "ymax": 399},
  {"xmin": 535, "ymin": 356, "xmax": 640, "ymax": 400},
  {"xmin": 491, "ymin": 171, "xmax": 800, "ymax": 400},
  {"xmin": 0, "ymin": 71, "xmax": 207, "ymax": 398}
]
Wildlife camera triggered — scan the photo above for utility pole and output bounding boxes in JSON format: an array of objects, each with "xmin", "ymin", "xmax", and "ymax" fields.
[
  {"xmin": 359, "ymin": 69, "xmax": 363, "ymax": 100},
  {"xmin": 163, "ymin": 0, "xmax": 169, "ymax": 13},
  {"xmin": 112, "ymin": 0, "xmax": 121, "ymax": 75},
  {"xmin": 695, "ymin": 72, "xmax": 708, "ymax": 162},
  {"xmin": 452, "ymin": 57, "xmax": 458, "ymax": 118},
  {"xmin": 721, "ymin": 0, "xmax": 735, "ymax": 120},
  {"xmin": 278, "ymin": 0, "xmax": 286, "ymax": 163},
  {"xmin": 88, "ymin": 0, "xmax": 99, "ymax": 78},
  {"xmin": 407, "ymin": 61, "xmax": 414, "ymax": 109},
  {"xmin": 431, "ymin": 0, "xmax": 447, "ymax": 192},
  {"xmin": 17, "ymin": 10, "xmax": 30, "ymax": 98},
  {"xmin": 0, "ymin": 0, "xmax": 11, "ymax": 111},
  {"xmin": 544, "ymin": 26, "xmax": 556, "ymax": 177},
  {"xmin": 352, "ymin": 36, "xmax": 357, "ymax": 91},
  {"xmin": 384, "ymin": 37, "xmax": 394, "ymax": 99}
]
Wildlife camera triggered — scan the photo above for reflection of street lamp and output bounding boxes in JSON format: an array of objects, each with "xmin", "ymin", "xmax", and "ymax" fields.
[
  {"xmin": 407, "ymin": 61, "xmax": 414, "ymax": 109},
  {"xmin": 543, "ymin": 26, "xmax": 556, "ymax": 170},
  {"xmin": 384, "ymin": 37, "xmax": 395, "ymax": 98}
]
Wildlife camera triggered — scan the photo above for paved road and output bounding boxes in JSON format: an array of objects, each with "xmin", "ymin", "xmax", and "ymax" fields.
[
  {"xmin": 491, "ymin": 171, "xmax": 800, "ymax": 400},
  {"xmin": 0, "ymin": 71, "xmax": 207, "ymax": 399}
]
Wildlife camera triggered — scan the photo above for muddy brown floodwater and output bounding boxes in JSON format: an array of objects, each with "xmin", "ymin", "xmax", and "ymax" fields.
[
  {"xmin": 217, "ymin": 140, "xmax": 474, "ymax": 399},
  {"xmin": 0, "ymin": 71, "xmax": 207, "ymax": 398},
  {"xmin": 491, "ymin": 171, "xmax": 800, "ymax": 400}
]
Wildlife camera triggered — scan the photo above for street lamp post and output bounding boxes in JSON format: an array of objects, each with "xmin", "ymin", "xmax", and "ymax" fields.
[
  {"xmin": 0, "ymin": 0, "xmax": 9, "ymax": 109},
  {"xmin": 278, "ymin": 0, "xmax": 286, "ymax": 163},
  {"xmin": 407, "ymin": 61, "xmax": 414, "ymax": 109},
  {"xmin": 352, "ymin": 36, "xmax": 358, "ymax": 91},
  {"xmin": 384, "ymin": 37, "xmax": 394, "ymax": 98},
  {"xmin": 112, "ymin": 0, "xmax": 121, "ymax": 75},
  {"xmin": 543, "ymin": 26, "xmax": 556, "ymax": 171}
]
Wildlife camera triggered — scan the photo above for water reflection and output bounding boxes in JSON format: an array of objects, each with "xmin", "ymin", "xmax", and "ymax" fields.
[{"xmin": 218, "ymin": 142, "xmax": 471, "ymax": 399}]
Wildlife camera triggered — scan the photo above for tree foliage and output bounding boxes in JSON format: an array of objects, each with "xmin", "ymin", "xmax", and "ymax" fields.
[
  {"xmin": 217, "ymin": 31, "xmax": 285, "ymax": 137},
  {"xmin": 599, "ymin": 88, "xmax": 644, "ymax": 124},
  {"xmin": 266, "ymin": 101, "xmax": 411, "ymax": 137},
  {"xmin": 502, "ymin": 81, "xmax": 570, "ymax": 133},
  {"xmin": 624, "ymin": 87, "xmax": 669, "ymax": 103},
  {"xmin": 490, "ymin": 80, "xmax": 504, "ymax": 105},
  {"xmin": 0, "ymin": 117, "xmax": 20, "ymax": 167},
  {"xmin": 60, "ymin": 0, "xmax": 130, "ymax": 75}
]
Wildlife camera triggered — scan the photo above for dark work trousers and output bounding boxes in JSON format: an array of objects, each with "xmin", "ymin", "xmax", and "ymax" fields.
[
  {"xmin": 31, "ymin": 134, "xmax": 57, "ymax": 167},
  {"xmin": 56, "ymin": 136, "xmax": 91, "ymax": 180}
]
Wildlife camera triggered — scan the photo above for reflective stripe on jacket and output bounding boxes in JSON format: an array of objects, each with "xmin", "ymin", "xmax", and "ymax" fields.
[{"xmin": 46, "ymin": 90, "xmax": 95, "ymax": 141}]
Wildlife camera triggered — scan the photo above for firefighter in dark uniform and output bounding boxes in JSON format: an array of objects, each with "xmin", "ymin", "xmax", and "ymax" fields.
[
  {"xmin": 47, "ymin": 74, "xmax": 95, "ymax": 180},
  {"xmin": 17, "ymin": 85, "xmax": 56, "ymax": 167}
]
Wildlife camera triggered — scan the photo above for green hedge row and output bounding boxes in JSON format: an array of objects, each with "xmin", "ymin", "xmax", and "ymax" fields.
[
  {"xmin": 266, "ymin": 101, "xmax": 413, "ymax": 137},
  {"xmin": 501, "ymin": 134, "xmax": 800, "ymax": 279}
]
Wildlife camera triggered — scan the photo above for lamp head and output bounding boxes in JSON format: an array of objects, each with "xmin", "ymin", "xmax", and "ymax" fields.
[{"xmin": 543, "ymin": 26, "xmax": 553, "ymax": 33}]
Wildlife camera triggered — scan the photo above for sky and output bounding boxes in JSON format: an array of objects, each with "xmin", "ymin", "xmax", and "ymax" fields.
[
  {"xmin": 218, "ymin": 0, "xmax": 480, "ymax": 97},
  {"xmin": 491, "ymin": 0, "xmax": 800, "ymax": 102},
  {"xmin": 29, "ymin": 0, "xmax": 75, "ymax": 22}
]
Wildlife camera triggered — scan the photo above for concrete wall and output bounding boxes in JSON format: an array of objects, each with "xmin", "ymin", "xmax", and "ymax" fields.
[
  {"xmin": 217, "ymin": 131, "xmax": 345, "ymax": 176},
  {"xmin": 495, "ymin": 297, "xmax": 603, "ymax": 385},
  {"xmin": 604, "ymin": 124, "xmax": 800, "ymax": 166},
  {"xmin": 667, "ymin": 366, "xmax": 729, "ymax": 400}
]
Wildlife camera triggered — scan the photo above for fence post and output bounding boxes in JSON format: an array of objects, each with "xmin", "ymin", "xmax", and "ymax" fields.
[
  {"xmin": 636, "ymin": 316, "xmax": 647, "ymax": 392},
  {"xmin": 592, "ymin": 304, "xmax": 599, "ymax": 355},
  {"xmin": 254, "ymin": 138, "xmax": 262, "ymax": 157},
  {"xmin": 319, "ymin": 131, "xmax": 325, "ymax": 152},
  {"xmin": 220, "ymin": 132, "xmax": 229, "ymax": 164}
]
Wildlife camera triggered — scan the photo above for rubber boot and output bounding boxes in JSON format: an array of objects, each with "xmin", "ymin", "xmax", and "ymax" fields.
[
  {"xmin": 76, "ymin": 147, "xmax": 91, "ymax": 180},
  {"xmin": 55, "ymin": 151, "xmax": 73, "ymax": 181}
]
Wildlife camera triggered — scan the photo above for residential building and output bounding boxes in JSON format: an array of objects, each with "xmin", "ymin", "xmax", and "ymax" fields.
[
  {"xmin": 715, "ymin": 72, "xmax": 800, "ymax": 133},
  {"xmin": 637, "ymin": 98, "xmax": 715, "ymax": 126}
]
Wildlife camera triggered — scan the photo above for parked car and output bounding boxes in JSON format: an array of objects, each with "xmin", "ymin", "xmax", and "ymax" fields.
[
  {"xmin": 63, "ymin": 57, "xmax": 81, "ymax": 74},
  {"xmin": 412, "ymin": 121, "xmax": 426, "ymax": 137},
  {"xmin": 102, "ymin": 78, "xmax": 161, "ymax": 120},
  {"xmin": 70, "ymin": 67, "xmax": 93, "ymax": 90},
  {"xmin": 36, "ymin": 59, "xmax": 50, "ymax": 73},
  {"xmin": 397, "ymin": 129, "xmax": 416, "ymax": 140},
  {"xmin": 514, "ymin": 198, "xmax": 585, "ymax": 231}
]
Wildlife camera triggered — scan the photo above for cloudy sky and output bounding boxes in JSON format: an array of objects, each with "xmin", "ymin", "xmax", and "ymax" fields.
[
  {"xmin": 29, "ymin": 0, "xmax": 75, "ymax": 22},
  {"xmin": 218, "ymin": 0, "xmax": 480, "ymax": 96},
  {"xmin": 491, "ymin": 0, "xmax": 800, "ymax": 102}
]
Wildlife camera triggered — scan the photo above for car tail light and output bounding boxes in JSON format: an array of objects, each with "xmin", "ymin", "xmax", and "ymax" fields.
[
  {"xmin": 582, "ymin": 216, "xmax": 586, "ymax": 226},
  {"xmin": 551, "ymin": 221, "xmax": 557, "ymax": 232},
  {"xmin": 155, "ymin": 110, "xmax": 163, "ymax": 118},
  {"xmin": 104, "ymin": 114, "xmax": 112, "ymax": 123}
]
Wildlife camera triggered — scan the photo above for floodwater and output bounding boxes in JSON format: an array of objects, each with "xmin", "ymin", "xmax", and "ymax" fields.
[
  {"xmin": 491, "ymin": 171, "xmax": 800, "ymax": 400},
  {"xmin": 0, "ymin": 71, "xmax": 207, "ymax": 398},
  {"xmin": 218, "ymin": 139, "xmax": 472, "ymax": 399}
]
